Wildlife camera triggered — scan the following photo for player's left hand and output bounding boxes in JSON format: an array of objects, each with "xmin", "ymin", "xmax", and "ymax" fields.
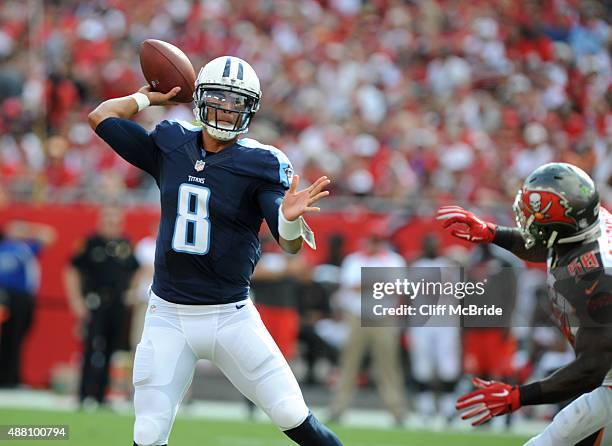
[
  {"xmin": 456, "ymin": 377, "xmax": 521, "ymax": 426},
  {"xmin": 436, "ymin": 206, "xmax": 496, "ymax": 243},
  {"xmin": 281, "ymin": 175, "xmax": 331, "ymax": 221}
]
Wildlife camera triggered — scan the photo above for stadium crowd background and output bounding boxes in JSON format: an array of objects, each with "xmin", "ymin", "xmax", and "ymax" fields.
[
  {"xmin": 0, "ymin": 0, "xmax": 611, "ymax": 425},
  {"xmin": 0, "ymin": 0, "xmax": 610, "ymax": 207}
]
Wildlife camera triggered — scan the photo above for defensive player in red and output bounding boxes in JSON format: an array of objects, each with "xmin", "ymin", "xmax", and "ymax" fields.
[{"xmin": 437, "ymin": 162, "xmax": 612, "ymax": 445}]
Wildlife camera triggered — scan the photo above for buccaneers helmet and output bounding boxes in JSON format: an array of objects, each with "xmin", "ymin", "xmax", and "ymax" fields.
[{"xmin": 513, "ymin": 163, "xmax": 600, "ymax": 249}]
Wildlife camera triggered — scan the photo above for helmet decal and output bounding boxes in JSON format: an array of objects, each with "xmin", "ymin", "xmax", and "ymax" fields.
[
  {"xmin": 222, "ymin": 57, "xmax": 231, "ymax": 77},
  {"xmin": 521, "ymin": 189, "xmax": 576, "ymax": 227},
  {"xmin": 237, "ymin": 62, "xmax": 244, "ymax": 80}
]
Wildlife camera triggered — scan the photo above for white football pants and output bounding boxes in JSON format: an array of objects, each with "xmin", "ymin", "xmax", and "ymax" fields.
[
  {"xmin": 524, "ymin": 386, "xmax": 612, "ymax": 446},
  {"xmin": 133, "ymin": 292, "xmax": 309, "ymax": 446}
]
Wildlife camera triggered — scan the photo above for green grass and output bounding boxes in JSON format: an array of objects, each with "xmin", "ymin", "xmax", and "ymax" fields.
[{"xmin": 0, "ymin": 408, "xmax": 529, "ymax": 445}]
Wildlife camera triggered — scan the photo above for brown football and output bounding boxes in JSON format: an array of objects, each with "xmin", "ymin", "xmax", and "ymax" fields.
[{"xmin": 139, "ymin": 39, "xmax": 196, "ymax": 103}]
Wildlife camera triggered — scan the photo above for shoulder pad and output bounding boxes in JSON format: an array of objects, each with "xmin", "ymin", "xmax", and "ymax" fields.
[
  {"xmin": 235, "ymin": 138, "xmax": 293, "ymax": 189},
  {"xmin": 150, "ymin": 120, "xmax": 200, "ymax": 152}
]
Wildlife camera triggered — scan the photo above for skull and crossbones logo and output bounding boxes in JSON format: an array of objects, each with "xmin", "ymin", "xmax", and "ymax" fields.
[{"xmin": 528, "ymin": 192, "xmax": 552, "ymax": 219}]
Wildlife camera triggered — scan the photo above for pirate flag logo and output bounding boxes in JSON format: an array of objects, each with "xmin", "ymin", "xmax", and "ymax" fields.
[{"xmin": 522, "ymin": 190, "xmax": 576, "ymax": 227}]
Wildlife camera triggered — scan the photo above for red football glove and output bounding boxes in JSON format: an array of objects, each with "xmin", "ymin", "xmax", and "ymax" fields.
[
  {"xmin": 436, "ymin": 206, "xmax": 496, "ymax": 243},
  {"xmin": 456, "ymin": 377, "xmax": 521, "ymax": 426}
]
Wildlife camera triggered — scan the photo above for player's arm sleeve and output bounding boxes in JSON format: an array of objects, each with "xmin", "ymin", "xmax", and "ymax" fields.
[
  {"xmin": 94, "ymin": 117, "xmax": 160, "ymax": 180},
  {"xmin": 256, "ymin": 184, "xmax": 285, "ymax": 241},
  {"xmin": 518, "ymin": 326, "xmax": 612, "ymax": 406},
  {"xmin": 493, "ymin": 226, "xmax": 548, "ymax": 262}
]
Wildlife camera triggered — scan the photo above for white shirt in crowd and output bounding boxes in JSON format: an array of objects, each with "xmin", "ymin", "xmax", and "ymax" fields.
[{"xmin": 336, "ymin": 246, "xmax": 406, "ymax": 316}]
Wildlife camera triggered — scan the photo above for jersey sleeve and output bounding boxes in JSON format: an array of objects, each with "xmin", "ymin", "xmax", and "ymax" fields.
[
  {"xmin": 256, "ymin": 183, "xmax": 285, "ymax": 241},
  {"xmin": 236, "ymin": 138, "xmax": 293, "ymax": 189},
  {"xmin": 95, "ymin": 117, "xmax": 160, "ymax": 180}
]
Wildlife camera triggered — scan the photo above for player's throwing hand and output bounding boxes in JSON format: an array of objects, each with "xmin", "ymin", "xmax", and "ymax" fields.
[
  {"xmin": 137, "ymin": 85, "xmax": 182, "ymax": 106},
  {"xmin": 281, "ymin": 175, "xmax": 331, "ymax": 221}
]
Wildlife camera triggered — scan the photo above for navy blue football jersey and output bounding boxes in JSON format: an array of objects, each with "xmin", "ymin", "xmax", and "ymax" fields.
[{"xmin": 95, "ymin": 118, "xmax": 292, "ymax": 304}]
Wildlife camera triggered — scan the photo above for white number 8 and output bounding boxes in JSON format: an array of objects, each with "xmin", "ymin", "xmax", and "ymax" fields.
[{"xmin": 172, "ymin": 184, "xmax": 211, "ymax": 255}]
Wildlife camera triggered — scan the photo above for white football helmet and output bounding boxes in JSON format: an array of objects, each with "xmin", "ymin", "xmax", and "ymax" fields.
[{"xmin": 193, "ymin": 56, "xmax": 261, "ymax": 141}]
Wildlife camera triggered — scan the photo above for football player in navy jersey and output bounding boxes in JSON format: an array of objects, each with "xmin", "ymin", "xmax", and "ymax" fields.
[
  {"xmin": 88, "ymin": 56, "xmax": 343, "ymax": 446},
  {"xmin": 437, "ymin": 163, "xmax": 612, "ymax": 445}
]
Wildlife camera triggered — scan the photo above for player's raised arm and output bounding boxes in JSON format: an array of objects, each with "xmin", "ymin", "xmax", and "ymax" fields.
[
  {"xmin": 436, "ymin": 206, "xmax": 548, "ymax": 262},
  {"xmin": 87, "ymin": 85, "xmax": 181, "ymax": 130},
  {"xmin": 88, "ymin": 85, "xmax": 183, "ymax": 179}
]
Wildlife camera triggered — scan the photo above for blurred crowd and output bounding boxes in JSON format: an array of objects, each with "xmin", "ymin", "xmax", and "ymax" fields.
[{"xmin": 0, "ymin": 0, "xmax": 610, "ymax": 206}]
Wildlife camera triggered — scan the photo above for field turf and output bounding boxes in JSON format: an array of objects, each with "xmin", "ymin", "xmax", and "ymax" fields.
[{"xmin": 0, "ymin": 408, "xmax": 529, "ymax": 445}]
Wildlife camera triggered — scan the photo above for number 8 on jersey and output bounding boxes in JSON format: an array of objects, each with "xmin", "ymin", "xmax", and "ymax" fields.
[{"xmin": 172, "ymin": 183, "xmax": 211, "ymax": 254}]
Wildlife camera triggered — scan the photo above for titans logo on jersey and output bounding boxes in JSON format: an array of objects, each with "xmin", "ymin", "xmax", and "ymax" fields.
[{"xmin": 95, "ymin": 118, "xmax": 292, "ymax": 304}]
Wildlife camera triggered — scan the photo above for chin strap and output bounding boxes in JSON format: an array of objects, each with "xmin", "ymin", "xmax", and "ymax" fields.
[{"xmin": 546, "ymin": 230, "xmax": 558, "ymax": 248}]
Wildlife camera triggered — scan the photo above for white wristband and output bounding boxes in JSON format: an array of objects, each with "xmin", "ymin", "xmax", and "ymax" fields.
[
  {"xmin": 129, "ymin": 92, "xmax": 150, "ymax": 112},
  {"xmin": 278, "ymin": 205, "xmax": 302, "ymax": 240}
]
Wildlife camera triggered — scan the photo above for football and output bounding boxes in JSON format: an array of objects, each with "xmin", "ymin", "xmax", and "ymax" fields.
[{"xmin": 139, "ymin": 39, "xmax": 196, "ymax": 103}]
